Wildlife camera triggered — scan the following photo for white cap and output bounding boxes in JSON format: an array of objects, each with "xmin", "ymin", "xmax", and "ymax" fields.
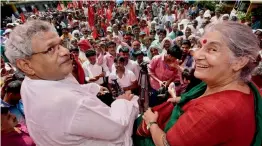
[
  {"xmin": 204, "ymin": 13, "xmax": 211, "ymax": 18},
  {"xmin": 107, "ymin": 27, "xmax": 113, "ymax": 32},
  {"xmin": 3, "ymin": 29, "xmax": 12, "ymax": 35}
]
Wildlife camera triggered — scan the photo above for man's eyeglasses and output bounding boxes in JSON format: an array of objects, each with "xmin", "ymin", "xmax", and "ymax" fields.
[{"xmin": 31, "ymin": 48, "xmax": 54, "ymax": 56}]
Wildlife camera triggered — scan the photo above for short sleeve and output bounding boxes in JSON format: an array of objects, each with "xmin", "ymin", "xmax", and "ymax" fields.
[{"xmin": 129, "ymin": 71, "xmax": 137, "ymax": 82}]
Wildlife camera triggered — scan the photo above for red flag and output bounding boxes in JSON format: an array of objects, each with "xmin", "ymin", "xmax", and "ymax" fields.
[
  {"xmin": 128, "ymin": 3, "xmax": 137, "ymax": 25},
  {"xmin": 87, "ymin": 5, "xmax": 95, "ymax": 28},
  {"xmin": 72, "ymin": 56, "xmax": 85, "ymax": 84},
  {"xmin": 57, "ymin": 3, "xmax": 62, "ymax": 11},
  {"xmin": 20, "ymin": 13, "xmax": 26, "ymax": 23},
  {"xmin": 92, "ymin": 28, "xmax": 98, "ymax": 39},
  {"xmin": 106, "ymin": 8, "xmax": 112, "ymax": 22}
]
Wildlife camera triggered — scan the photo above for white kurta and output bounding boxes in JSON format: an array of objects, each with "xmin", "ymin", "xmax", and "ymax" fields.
[{"xmin": 21, "ymin": 74, "xmax": 139, "ymax": 146}]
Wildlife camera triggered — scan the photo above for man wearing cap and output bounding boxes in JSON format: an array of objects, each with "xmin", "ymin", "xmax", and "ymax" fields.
[
  {"xmin": 112, "ymin": 24, "xmax": 123, "ymax": 41},
  {"xmin": 5, "ymin": 20, "xmax": 139, "ymax": 146},
  {"xmin": 196, "ymin": 10, "xmax": 204, "ymax": 29},
  {"xmin": 106, "ymin": 26, "xmax": 113, "ymax": 40},
  {"xmin": 2, "ymin": 29, "xmax": 12, "ymax": 45},
  {"xmin": 211, "ymin": 9, "xmax": 221, "ymax": 23},
  {"xmin": 132, "ymin": 25, "xmax": 140, "ymax": 40}
]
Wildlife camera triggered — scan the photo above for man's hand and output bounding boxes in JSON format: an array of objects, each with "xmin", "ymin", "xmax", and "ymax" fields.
[
  {"xmin": 98, "ymin": 72, "xmax": 105, "ymax": 78},
  {"xmin": 159, "ymin": 81, "xmax": 167, "ymax": 87},
  {"xmin": 89, "ymin": 76, "xmax": 100, "ymax": 82},
  {"xmin": 99, "ymin": 86, "xmax": 109, "ymax": 95}
]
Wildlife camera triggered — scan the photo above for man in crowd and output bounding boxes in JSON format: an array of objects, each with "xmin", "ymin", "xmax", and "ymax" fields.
[
  {"xmin": 108, "ymin": 56, "xmax": 138, "ymax": 92},
  {"xmin": 4, "ymin": 20, "xmax": 139, "ymax": 146},
  {"xmin": 104, "ymin": 41, "xmax": 117, "ymax": 72},
  {"xmin": 112, "ymin": 47, "xmax": 140, "ymax": 79},
  {"xmin": 83, "ymin": 49, "xmax": 106, "ymax": 85},
  {"xmin": 168, "ymin": 22, "xmax": 183, "ymax": 40}
]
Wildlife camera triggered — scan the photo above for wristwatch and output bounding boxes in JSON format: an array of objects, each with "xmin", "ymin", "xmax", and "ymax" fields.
[{"xmin": 146, "ymin": 121, "xmax": 157, "ymax": 130}]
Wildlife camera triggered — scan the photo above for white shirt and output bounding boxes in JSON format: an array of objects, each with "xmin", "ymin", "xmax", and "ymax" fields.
[
  {"xmin": 162, "ymin": 14, "xmax": 176, "ymax": 24},
  {"xmin": 112, "ymin": 60, "xmax": 140, "ymax": 80},
  {"xmin": 108, "ymin": 69, "xmax": 137, "ymax": 88},
  {"xmin": 21, "ymin": 74, "xmax": 139, "ymax": 146},
  {"xmin": 82, "ymin": 62, "xmax": 104, "ymax": 85},
  {"xmin": 195, "ymin": 16, "xmax": 204, "ymax": 29}
]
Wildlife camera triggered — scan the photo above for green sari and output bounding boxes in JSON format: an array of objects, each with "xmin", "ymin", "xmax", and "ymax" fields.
[{"xmin": 133, "ymin": 82, "xmax": 262, "ymax": 146}]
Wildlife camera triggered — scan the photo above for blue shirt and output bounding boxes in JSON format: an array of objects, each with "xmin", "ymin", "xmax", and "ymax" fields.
[{"xmin": 1, "ymin": 99, "xmax": 25, "ymax": 124}]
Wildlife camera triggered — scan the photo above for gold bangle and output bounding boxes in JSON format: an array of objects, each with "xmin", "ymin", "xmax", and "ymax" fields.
[{"xmin": 162, "ymin": 133, "xmax": 170, "ymax": 146}]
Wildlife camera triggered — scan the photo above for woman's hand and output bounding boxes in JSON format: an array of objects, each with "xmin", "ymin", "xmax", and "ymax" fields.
[
  {"xmin": 168, "ymin": 82, "xmax": 176, "ymax": 98},
  {"xmin": 143, "ymin": 108, "xmax": 159, "ymax": 125},
  {"xmin": 167, "ymin": 82, "xmax": 181, "ymax": 104}
]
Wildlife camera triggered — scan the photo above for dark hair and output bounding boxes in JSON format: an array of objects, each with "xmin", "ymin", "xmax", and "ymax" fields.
[
  {"xmin": 167, "ymin": 45, "xmax": 182, "ymax": 59},
  {"xmin": 5, "ymin": 80, "xmax": 22, "ymax": 94},
  {"xmin": 119, "ymin": 47, "xmax": 129, "ymax": 53},
  {"xmin": 85, "ymin": 49, "xmax": 96, "ymax": 58},
  {"xmin": 132, "ymin": 24, "xmax": 139, "ymax": 30},
  {"xmin": 182, "ymin": 68, "xmax": 194, "ymax": 80},
  {"xmin": 69, "ymin": 46, "xmax": 79, "ymax": 52},
  {"xmin": 158, "ymin": 29, "xmax": 167, "ymax": 35},
  {"xmin": 133, "ymin": 50, "xmax": 143, "ymax": 57},
  {"xmin": 124, "ymin": 31, "xmax": 133, "ymax": 37},
  {"xmin": 1, "ymin": 106, "xmax": 9, "ymax": 114},
  {"xmin": 114, "ymin": 56, "xmax": 126, "ymax": 63},
  {"xmin": 150, "ymin": 30, "xmax": 156, "ymax": 34},
  {"xmin": 182, "ymin": 40, "xmax": 191, "ymax": 47},
  {"xmin": 107, "ymin": 41, "xmax": 116, "ymax": 47},
  {"xmin": 13, "ymin": 71, "xmax": 25, "ymax": 81}
]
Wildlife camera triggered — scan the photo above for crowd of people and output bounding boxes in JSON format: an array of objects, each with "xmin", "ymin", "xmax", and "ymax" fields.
[{"xmin": 1, "ymin": 1, "xmax": 262, "ymax": 146}]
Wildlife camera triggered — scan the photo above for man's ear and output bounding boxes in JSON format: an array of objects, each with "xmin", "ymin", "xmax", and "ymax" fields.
[
  {"xmin": 16, "ymin": 59, "xmax": 35, "ymax": 76},
  {"xmin": 232, "ymin": 56, "xmax": 249, "ymax": 72}
]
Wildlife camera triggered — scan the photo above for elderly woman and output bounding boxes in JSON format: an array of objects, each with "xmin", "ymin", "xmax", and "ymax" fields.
[
  {"xmin": 147, "ymin": 44, "xmax": 160, "ymax": 60},
  {"xmin": 174, "ymin": 36, "xmax": 183, "ymax": 47},
  {"xmin": 188, "ymin": 34, "xmax": 198, "ymax": 48},
  {"xmin": 72, "ymin": 30, "xmax": 81, "ymax": 41},
  {"xmin": 160, "ymin": 37, "xmax": 174, "ymax": 55},
  {"xmin": 134, "ymin": 22, "xmax": 262, "ymax": 146}
]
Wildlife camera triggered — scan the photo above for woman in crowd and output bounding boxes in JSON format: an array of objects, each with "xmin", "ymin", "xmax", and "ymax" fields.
[
  {"xmin": 1, "ymin": 106, "xmax": 36, "ymax": 146},
  {"xmin": 160, "ymin": 37, "xmax": 174, "ymax": 55},
  {"xmin": 148, "ymin": 45, "xmax": 182, "ymax": 107},
  {"xmin": 147, "ymin": 45, "xmax": 160, "ymax": 60},
  {"xmin": 134, "ymin": 22, "xmax": 262, "ymax": 146},
  {"xmin": 174, "ymin": 36, "xmax": 183, "ymax": 47}
]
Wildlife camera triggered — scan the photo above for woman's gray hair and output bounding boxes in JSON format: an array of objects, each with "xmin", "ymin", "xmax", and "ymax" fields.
[
  {"xmin": 5, "ymin": 20, "xmax": 57, "ymax": 66},
  {"xmin": 147, "ymin": 44, "xmax": 161, "ymax": 59},
  {"xmin": 160, "ymin": 37, "xmax": 174, "ymax": 50},
  {"xmin": 204, "ymin": 21, "xmax": 260, "ymax": 81}
]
